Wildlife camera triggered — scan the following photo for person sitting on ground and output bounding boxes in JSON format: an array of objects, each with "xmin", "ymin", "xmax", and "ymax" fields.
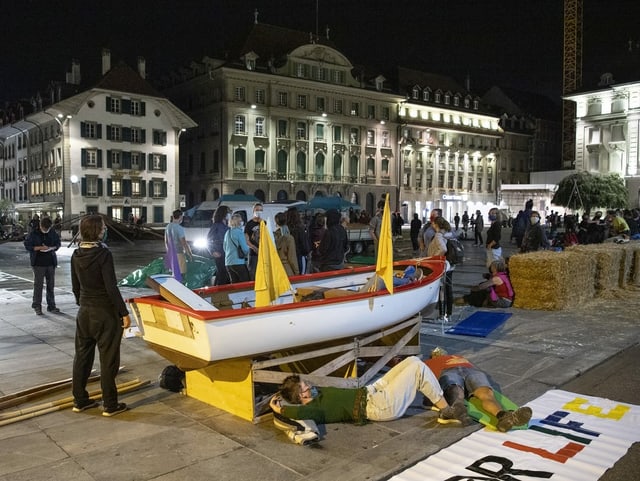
[
  {"xmin": 623, "ymin": 209, "xmax": 640, "ymax": 240},
  {"xmin": 269, "ymin": 356, "xmax": 466, "ymax": 426},
  {"xmin": 424, "ymin": 347, "xmax": 532, "ymax": 432},
  {"xmin": 456, "ymin": 260, "xmax": 514, "ymax": 308},
  {"xmin": 605, "ymin": 209, "xmax": 630, "ymax": 242}
]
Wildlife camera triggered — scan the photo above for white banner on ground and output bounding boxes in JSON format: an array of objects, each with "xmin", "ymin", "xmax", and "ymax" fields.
[{"xmin": 390, "ymin": 389, "xmax": 640, "ymax": 481}]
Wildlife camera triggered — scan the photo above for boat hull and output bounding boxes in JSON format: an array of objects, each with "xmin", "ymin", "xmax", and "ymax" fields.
[{"xmin": 129, "ymin": 258, "xmax": 445, "ymax": 368}]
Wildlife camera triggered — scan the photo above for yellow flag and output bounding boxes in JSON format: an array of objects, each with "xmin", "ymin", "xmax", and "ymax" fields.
[
  {"xmin": 375, "ymin": 193, "xmax": 393, "ymax": 294},
  {"xmin": 254, "ymin": 220, "xmax": 292, "ymax": 307}
]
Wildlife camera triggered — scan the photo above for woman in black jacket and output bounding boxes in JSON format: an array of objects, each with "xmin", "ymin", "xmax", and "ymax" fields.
[
  {"xmin": 316, "ymin": 209, "xmax": 349, "ymax": 272},
  {"xmin": 71, "ymin": 215, "xmax": 131, "ymax": 417}
]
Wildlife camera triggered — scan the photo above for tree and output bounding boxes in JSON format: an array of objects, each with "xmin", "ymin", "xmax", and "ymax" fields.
[{"xmin": 552, "ymin": 172, "xmax": 628, "ymax": 214}]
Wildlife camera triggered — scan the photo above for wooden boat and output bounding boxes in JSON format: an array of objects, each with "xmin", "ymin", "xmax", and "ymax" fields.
[{"xmin": 128, "ymin": 257, "xmax": 445, "ymax": 370}]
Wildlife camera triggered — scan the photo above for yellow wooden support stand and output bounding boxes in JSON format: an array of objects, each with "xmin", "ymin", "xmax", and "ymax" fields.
[{"xmin": 185, "ymin": 315, "xmax": 422, "ymax": 423}]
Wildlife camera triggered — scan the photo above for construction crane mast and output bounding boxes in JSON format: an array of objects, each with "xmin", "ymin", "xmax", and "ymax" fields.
[{"xmin": 562, "ymin": 0, "xmax": 583, "ymax": 169}]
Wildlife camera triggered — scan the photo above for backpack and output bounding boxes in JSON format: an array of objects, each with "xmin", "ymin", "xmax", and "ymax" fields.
[
  {"xmin": 445, "ymin": 237, "xmax": 464, "ymax": 265},
  {"xmin": 158, "ymin": 365, "xmax": 185, "ymax": 392}
]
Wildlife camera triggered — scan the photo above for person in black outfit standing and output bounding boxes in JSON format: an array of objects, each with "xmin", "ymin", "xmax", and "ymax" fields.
[
  {"xmin": 244, "ymin": 203, "xmax": 263, "ymax": 280},
  {"xmin": 71, "ymin": 215, "xmax": 131, "ymax": 417},
  {"xmin": 316, "ymin": 209, "xmax": 349, "ymax": 272},
  {"xmin": 207, "ymin": 206, "xmax": 230, "ymax": 285},
  {"xmin": 24, "ymin": 216, "xmax": 61, "ymax": 315},
  {"xmin": 473, "ymin": 210, "xmax": 484, "ymax": 246},
  {"xmin": 410, "ymin": 213, "xmax": 422, "ymax": 255}
]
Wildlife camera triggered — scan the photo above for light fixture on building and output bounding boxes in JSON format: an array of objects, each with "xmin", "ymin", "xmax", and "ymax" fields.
[
  {"xmin": 321, "ymin": 112, "xmax": 327, "ymax": 117},
  {"xmin": 70, "ymin": 175, "xmax": 79, "ymax": 184}
]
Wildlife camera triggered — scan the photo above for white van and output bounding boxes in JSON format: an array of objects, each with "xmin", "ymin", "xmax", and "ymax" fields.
[{"xmin": 183, "ymin": 196, "xmax": 306, "ymax": 252}]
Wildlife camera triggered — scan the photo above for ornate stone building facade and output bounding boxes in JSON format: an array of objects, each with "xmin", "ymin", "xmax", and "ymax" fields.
[{"xmin": 565, "ymin": 78, "xmax": 640, "ymax": 207}]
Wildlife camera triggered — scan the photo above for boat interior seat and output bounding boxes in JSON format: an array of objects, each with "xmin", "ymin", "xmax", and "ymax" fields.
[
  {"xmin": 295, "ymin": 286, "xmax": 356, "ymax": 302},
  {"xmin": 209, "ymin": 291, "xmax": 235, "ymax": 310}
]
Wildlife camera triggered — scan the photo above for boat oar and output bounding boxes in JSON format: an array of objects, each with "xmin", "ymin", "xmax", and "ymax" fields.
[
  {"xmin": 0, "ymin": 374, "xmax": 100, "ymax": 411},
  {"xmin": 0, "ymin": 366, "xmax": 125, "ymax": 411},
  {"xmin": 0, "ymin": 379, "xmax": 149, "ymax": 425}
]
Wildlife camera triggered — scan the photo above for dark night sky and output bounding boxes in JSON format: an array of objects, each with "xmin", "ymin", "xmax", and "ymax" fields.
[{"xmin": 2, "ymin": 0, "xmax": 640, "ymax": 105}]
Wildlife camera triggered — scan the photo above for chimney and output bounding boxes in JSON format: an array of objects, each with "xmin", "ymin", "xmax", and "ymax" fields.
[
  {"xmin": 137, "ymin": 56, "xmax": 146, "ymax": 79},
  {"xmin": 65, "ymin": 59, "xmax": 80, "ymax": 85},
  {"xmin": 102, "ymin": 48, "xmax": 111, "ymax": 75},
  {"xmin": 72, "ymin": 59, "xmax": 81, "ymax": 85}
]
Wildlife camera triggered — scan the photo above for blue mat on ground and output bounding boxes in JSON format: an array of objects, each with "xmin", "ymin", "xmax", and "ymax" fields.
[{"xmin": 445, "ymin": 311, "xmax": 512, "ymax": 337}]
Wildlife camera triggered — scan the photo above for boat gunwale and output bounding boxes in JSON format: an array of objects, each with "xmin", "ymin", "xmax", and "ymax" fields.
[{"xmin": 128, "ymin": 258, "xmax": 445, "ymax": 322}]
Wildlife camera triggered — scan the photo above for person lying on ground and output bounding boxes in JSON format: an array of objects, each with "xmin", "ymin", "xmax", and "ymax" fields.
[
  {"xmin": 455, "ymin": 260, "xmax": 514, "ymax": 308},
  {"xmin": 424, "ymin": 347, "xmax": 532, "ymax": 432},
  {"xmin": 269, "ymin": 356, "xmax": 466, "ymax": 426}
]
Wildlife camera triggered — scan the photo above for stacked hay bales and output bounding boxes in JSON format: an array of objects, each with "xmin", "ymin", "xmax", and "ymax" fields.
[
  {"xmin": 568, "ymin": 243, "xmax": 639, "ymax": 289},
  {"xmin": 509, "ymin": 250, "xmax": 595, "ymax": 310},
  {"xmin": 630, "ymin": 245, "xmax": 640, "ymax": 286}
]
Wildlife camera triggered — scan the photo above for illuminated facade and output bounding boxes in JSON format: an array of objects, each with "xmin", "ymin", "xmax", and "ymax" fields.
[
  {"xmin": 565, "ymin": 79, "xmax": 640, "ymax": 206},
  {"xmin": 0, "ymin": 55, "xmax": 196, "ymax": 224},
  {"xmin": 161, "ymin": 24, "xmax": 505, "ymax": 220}
]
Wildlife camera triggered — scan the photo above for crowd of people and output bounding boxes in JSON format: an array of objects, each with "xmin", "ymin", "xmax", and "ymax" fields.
[{"xmin": 183, "ymin": 202, "xmax": 353, "ymax": 286}]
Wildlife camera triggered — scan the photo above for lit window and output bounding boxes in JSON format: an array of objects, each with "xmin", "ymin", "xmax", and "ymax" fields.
[
  {"xmin": 367, "ymin": 129, "xmax": 375, "ymax": 146},
  {"xmin": 381, "ymin": 131, "xmax": 389, "ymax": 147},
  {"xmin": 132, "ymin": 179, "xmax": 140, "ymax": 196},
  {"xmin": 152, "ymin": 154, "xmax": 162, "ymax": 170},
  {"xmin": 255, "ymin": 117, "xmax": 265, "ymax": 136},
  {"xmin": 234, "ymin": 115, "xmax": 246, "ymax": 135},
  {"xmin": 152, "ymin": 180, "xmax": 163, "ymax": 197},
  {"xmin": 296, "ymin": 122, "xmax": 307, "ymax": 140},
  {"xmin": 350, "ymin": 102, "xmax": 360, "ymax": 116},
  {"xmin": 112, "ymin": 178, "xmax": 122, "ymax": 195}
]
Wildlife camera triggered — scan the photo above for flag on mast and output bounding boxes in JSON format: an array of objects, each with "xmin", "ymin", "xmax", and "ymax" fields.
[
  {"xmin": 375, "ymin": 193, "xmax": 393, "ymax": 294},
  {"xmin": 254, "ymin": 220, "xmax": 292, "ymax": 307}
]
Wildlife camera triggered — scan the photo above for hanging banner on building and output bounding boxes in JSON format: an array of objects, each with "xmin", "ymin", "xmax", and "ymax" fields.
[{"xmin": 390, "ymin": 389, "xmax": 639, "ymax": 481}]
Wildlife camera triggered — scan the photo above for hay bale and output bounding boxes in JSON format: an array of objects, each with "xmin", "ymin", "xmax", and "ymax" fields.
[
  {"xmin": 631, "ymin": 245, "xmax": 640, "ymax": 286},
  {"xmin": 568, "ymin": 244, "xmax": 625, "ymax": 291},
  {"xmin": 509, "ymin": 250, "xmax": 595, "ymax": 310}
]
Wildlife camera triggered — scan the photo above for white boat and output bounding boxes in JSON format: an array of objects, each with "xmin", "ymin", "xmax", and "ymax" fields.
[{"xmin": 128, "ymin": 258, "xmax": 445, "ymax": 369}]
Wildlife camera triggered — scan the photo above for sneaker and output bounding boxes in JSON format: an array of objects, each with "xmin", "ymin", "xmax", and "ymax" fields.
[
  {"xmin": 47, "ymin": 307, "xmax": 61, "ymax": 313},
  {"xmin": 34, "ymin": 307, "xmax": 43, "ymax": 315},
  {"xmin": 437, "ymin": 406, "xmax": 462, "ymax": 425},
  {"xmin": 72, "ymin": 400, "xmax": 99, "ymax": 413},
  {"xmin": 102, "ymin": 402, "xmax": 127, "ymax": 417},
  {"xmin": 496, "ymin": 406, "xmax": 533, "ymax": 432}
]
